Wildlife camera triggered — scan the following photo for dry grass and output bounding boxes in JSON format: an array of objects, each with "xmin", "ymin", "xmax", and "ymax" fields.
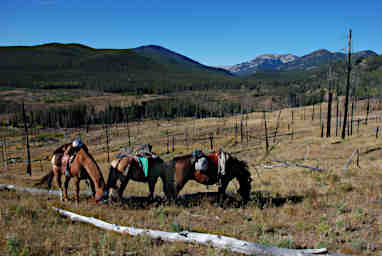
[{"xmin": 1, "ymin": 98, "xmax": 382, "ymax": 255}]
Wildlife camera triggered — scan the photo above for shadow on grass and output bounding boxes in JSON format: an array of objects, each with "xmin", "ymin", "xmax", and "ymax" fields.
[
  {"xmin": 113, "ymin": 190, "xmax": 304, "ymax": 209},
  {"xmin": 249, "ymin": 190, "xmax": 304, "ymax": 209},
  {"xmin": 114, "ymin": 192, "xmax": 244, "ymax": 209}
]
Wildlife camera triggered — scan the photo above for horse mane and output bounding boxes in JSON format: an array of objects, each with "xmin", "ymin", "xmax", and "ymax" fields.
[
  {"xmin": 228, "ymin": 155, "xmax": 252, "ymax": 202},
  {"xmin": 79, "ymin": 147, "xmax": 105, "ymax": 187},
  {"xmin": 52, "ymin": 143, "xmax": 71, "ymax": 155},
  {"xmin": 228, "ymin": 155, "xmax": 250, "ymax": 176}
]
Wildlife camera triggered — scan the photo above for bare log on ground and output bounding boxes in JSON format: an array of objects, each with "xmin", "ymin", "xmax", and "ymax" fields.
[
  {"xmin": 266, "ymin": 160, "xmax": 326, "ymax": 172},
  {"xmin": 0, "ymin": 184, "xmax": 92, "ymax": 197},
  {"xmin": 263, "ymin": 163, "xmax": 288, "ymax": 169},
  {"xmin": 52, "ymin": 207, "xmax": 351, "ymax": 256}
]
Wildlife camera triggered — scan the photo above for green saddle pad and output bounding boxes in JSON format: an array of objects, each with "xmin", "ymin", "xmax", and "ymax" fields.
[{"xmin": 138, "ymin": 157, "xmax": 149, "ymax": 177}]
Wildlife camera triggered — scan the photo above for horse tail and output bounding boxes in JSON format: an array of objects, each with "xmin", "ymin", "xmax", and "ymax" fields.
[{"xmin": 34, "ymin": 170, "xmax": 54, "ymax": 189}]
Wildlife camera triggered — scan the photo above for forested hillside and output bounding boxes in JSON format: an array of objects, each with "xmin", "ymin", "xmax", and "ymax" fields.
[
  {"xmin": 1, "ymin": 43, "xmax": 381, "ymax": 128},
  {"xmin": 0, "ymin": 43, "xmax": 241, "ymax": 93}
]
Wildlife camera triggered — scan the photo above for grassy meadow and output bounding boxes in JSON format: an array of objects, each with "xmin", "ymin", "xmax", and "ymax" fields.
[{"xmin": 1, "ymin": 93, "xmax": 382, "ymax": 255}]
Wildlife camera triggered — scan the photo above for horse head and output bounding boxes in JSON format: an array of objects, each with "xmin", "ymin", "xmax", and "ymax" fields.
[
  {"xmin": 226, "ymin": 156, "xmax": 252, "ymax": 202},
  {"xmin": 72, "ymin": 145, "xmax": 106, "ymax": 202}
]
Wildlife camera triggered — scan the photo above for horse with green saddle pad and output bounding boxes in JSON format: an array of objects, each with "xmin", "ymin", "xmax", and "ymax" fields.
[{"xmin": 104, "ymin": 145, "xmax": 176, "ymax": 201}]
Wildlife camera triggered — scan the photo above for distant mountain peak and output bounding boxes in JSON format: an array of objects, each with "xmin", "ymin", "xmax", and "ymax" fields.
[
  {"xmin": 222, "ymin": 49, "xmax": 377, "ymax": 75},
  {"xmin": 223, "ymin": 53, "xmax": 298, "ymax": 75}
]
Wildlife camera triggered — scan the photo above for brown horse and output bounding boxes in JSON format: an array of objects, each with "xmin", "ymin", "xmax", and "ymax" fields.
[
  {"xmin": 36, "ymin": 143, "xmax": 107, "ymax": 203},
  {"xmin": 168, "ymin": 151, "xmax": 252, "ymax": 203},
  {"xmin": 105, "ymin": 155, "xmax": 176, "ymax": 201}
]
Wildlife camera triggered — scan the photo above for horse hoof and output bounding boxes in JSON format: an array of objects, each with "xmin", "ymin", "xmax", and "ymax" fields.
[{"xmin": 98, "ymin": 198, "xmax": 109, "ymax": 204}]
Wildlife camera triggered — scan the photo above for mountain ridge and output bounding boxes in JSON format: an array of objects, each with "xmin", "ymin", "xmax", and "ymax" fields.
[
  {"xmin": 222, "ymin": 49, "xmax": 378, "ymax": 76},
  {"xmin": 0, "ymin": 42, "xmax": 236, "ymax": 92}
]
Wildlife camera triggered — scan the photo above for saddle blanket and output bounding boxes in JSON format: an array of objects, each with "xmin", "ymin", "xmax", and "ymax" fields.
[{"xmin": 138, "ymin": 157, "xmax": 149, "ymax": 177}]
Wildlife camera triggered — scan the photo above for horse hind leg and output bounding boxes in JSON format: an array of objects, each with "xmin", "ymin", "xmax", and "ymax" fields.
[
  {"xmin": 74, "ymin": 177, "xmax": 80, "ymax": 204},
  {"xmin": 55, "ymin": 172, "xmax": 65, "ymax": 201},
  {"xmin": 160, "ymin": 174, "xmax": 176, "ymax": 201}
]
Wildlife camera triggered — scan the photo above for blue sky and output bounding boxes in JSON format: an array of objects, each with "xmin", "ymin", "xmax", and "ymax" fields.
[{"xmin": 2, "ymin": 0, "xmax": 381, "ymax": 66}]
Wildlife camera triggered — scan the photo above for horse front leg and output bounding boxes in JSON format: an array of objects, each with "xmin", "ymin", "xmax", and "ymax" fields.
[
  {"xmin": 217, "ymin": 179, "xmax": 229, "ymax": 206},
  {"xmin": 63, "ymin": 176, "xmax": 71, "ymax": 202},
  {"xmin": 88, "ymin": 179, "xmax": 95, "ymax": 197},
  {"xmin": 148, "ymin": 178, "xmax": 157, "ymax": 201},
  {"xmin": 117, "ymin": 175, "xmax": 129, "ymax": 200}
]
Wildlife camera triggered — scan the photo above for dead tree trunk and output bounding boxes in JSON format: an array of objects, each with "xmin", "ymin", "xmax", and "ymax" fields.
[
  {"xmin": 105, "ymin": 124, "xmax": 110, "ymax": 163},
  {"xmin": 319, "ymin": 98, "xmax": 322, "ymax": 128},
  {"xmin": 326, "ymin": 66, "xmax": 334, "ymax": 137},
  {"xmin": 167, "ymin": 133, "xmax": 170, "ymax": 154},
  {"xmin": 327, "ymin": 92, "xmax": 333, "ymax": 137},
  {"xmin": 274, "ymin": 110, "xmax": 282, "ymax": 142},
  {"xmin": 365, "ymin": 92, "xmax": 370, "ymax": 125},
  {"xmin": 350, "ymin": 88, "xmax": 355, "ymax": 136},
  {"xmin": 240, "ymin": 118, "xmax": 244, "ymax": 144},
  {"xmin": 341, "ymin": 28, "xmax": 352, "ymax": 139},
  {"xmin": 336, "ymin": 94, "xmax": 339, "ymax": 137},
  {"xmin": 234, "ymin": 119, "xmax": 238, "ymax": 144},
  {"xmin": 1, "ymin": 136, "xmax": 5, "ymax": 167},
  {"xmin": 22, "ymin": 102, "xmax": 32, "ymax": 176},
  {"xmin": 263, "ymin": 111, "xmax": 269, "ymax": 154}
]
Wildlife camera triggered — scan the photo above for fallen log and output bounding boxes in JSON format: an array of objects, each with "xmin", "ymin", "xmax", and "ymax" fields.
[
  {"xmin": 263, "ymin": 163, "xmax": 288, "ymax": 169},
  {"xmin": 0, "ymin": 184, "xmax": 92, "ymax": 197},
  {"xmin": 265, "ymin": 160, "xmax": 326, "ymax": 172},
  {"xmin": 52, "ymin": 207, "xmax": 350, "ymax": 256}
]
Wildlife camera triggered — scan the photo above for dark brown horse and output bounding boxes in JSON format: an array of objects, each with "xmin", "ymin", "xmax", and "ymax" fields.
[
  {"xmin": 35, "ymin": 143, "xmax": 107, "ymax": 203},
  {"xmin": 105, "ymin": 155, "xmax": 176, "ymax": 201},
  {"xmin": 168, "ymin": 151, "xmax": 252, "ymax": 203}
]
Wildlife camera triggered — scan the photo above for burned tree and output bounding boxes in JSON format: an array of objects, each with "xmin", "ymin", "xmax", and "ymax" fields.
[{"xmin": 341, "ymin": 28, "xmax": 352, "ymax": 139}]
